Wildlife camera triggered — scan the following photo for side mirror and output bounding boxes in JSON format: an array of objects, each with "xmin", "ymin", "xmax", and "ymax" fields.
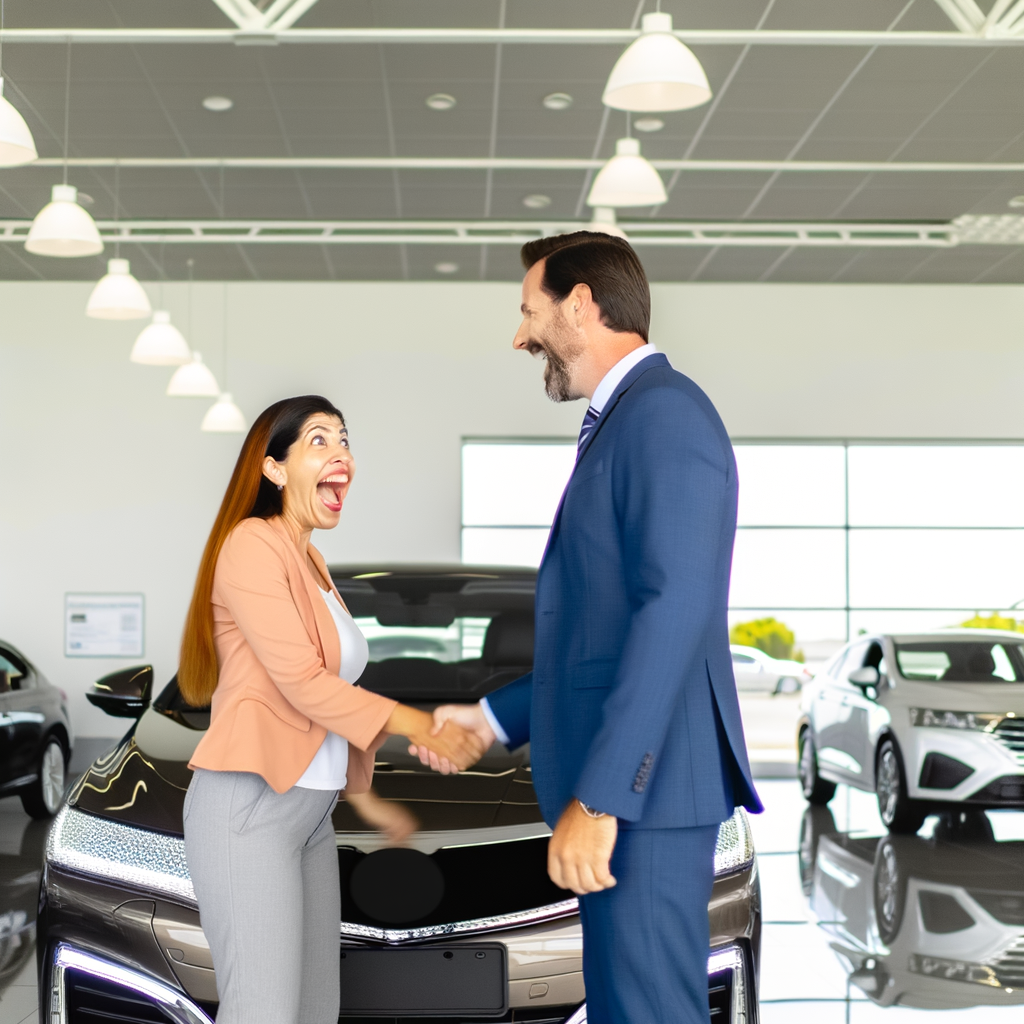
[
  {"xmin": 87, "ymin": 664, "xmax": 153, "ymax": 718},
  {"xmin": 848, "ymin": 665, "xmax": 880, "ymax": 697}
]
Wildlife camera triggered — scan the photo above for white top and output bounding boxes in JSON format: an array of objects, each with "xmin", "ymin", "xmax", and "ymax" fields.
[
  {"xmin": 480, "ymin": 344, "xmax": 661, "ymax": 747},
  {"xmin": 294, "ymin": 588, "xmax": 370, "ymax": 791}
]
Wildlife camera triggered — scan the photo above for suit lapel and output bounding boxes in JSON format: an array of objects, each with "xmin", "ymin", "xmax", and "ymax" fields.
[{"xmin": 543, "ymin": 353, "xmax": 668, "ymax": 558}]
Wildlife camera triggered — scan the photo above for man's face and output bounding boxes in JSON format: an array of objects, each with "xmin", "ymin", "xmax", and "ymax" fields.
[{"xmin": 513, "ymin": 260, "xmax": 586, "ymax": 403}]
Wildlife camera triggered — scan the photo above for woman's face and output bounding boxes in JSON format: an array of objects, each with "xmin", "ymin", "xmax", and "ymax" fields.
[{"xmin": 264, "ymin": 413, "xmax": 354, "ymax": 532}]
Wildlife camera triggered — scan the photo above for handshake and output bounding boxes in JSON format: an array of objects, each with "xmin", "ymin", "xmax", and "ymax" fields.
[{"xmin": 387, "ymin": 702, "xmax": 497, "ymax": 774}]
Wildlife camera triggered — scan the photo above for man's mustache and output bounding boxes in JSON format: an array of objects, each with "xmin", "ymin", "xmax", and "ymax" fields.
[{"xmin": 524, "ymin": 339, "xmax": 548, "ymax": 359}]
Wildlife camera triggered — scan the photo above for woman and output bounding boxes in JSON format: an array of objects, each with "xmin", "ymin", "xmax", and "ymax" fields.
[{"xmin": 179, "ymin": 395, "xmax": 482, "ymax": 1024}]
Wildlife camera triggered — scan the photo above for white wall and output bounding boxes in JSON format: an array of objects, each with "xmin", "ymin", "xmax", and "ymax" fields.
[{"xmin": 2, "ymin": 279, "xmax": 1023, "ymax": 739}]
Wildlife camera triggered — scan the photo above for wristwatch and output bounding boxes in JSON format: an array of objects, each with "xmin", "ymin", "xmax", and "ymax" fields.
[{"xmin": 577, "ymin": 800, "xmax": 607, "ymax": 819}]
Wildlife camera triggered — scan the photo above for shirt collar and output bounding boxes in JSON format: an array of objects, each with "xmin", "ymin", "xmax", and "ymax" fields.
[{"xmin": 589, "ymin": 343, "xmax": 659, "ymax": 415}]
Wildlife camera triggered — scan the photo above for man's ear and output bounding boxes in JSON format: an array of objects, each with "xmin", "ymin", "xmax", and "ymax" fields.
[
  {"xmin": 569, "ymin": 283, "xmax": 594, "ymax": 327},
  {"xmin": 262, "ymin": 456, "xmax": 286, "ymax": 489}
]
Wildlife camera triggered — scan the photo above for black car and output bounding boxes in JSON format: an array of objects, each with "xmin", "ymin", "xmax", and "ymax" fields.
[
  {"xmin": 0, "ymin": 638, "xmax": 73, "ymax": 818},
  {"xmin": 39, "ymin": 566, "xmax": 760, "ymax": 1024}
]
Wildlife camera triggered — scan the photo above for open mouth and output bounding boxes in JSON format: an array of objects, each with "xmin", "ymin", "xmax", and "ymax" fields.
[{"xmin": 317, "ymin": 474, "xmax": 347, "ymax": 513}]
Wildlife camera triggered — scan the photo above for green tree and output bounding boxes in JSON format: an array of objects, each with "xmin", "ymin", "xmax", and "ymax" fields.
[
  {"xmin": 959, "ymin": 612, "xmax": 1024, "ymax": 633},
  {"xmin": 730, "ymin": 617, "xmax": 799, "ymax": 661}
]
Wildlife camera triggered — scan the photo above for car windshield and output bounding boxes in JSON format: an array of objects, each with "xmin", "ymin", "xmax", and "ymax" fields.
[
  {"xmin": 356, "ymin": 618, "xmax": 490, "ymax": 663},
  {"xmin": 894, "ymin": 640, "xmax": 1024, "ymax": 682}
]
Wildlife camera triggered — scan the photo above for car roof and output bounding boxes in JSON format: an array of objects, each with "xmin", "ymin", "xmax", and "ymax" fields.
[
  {"xmin": 329, "ymin": 564, "xmax": 537, "ymax": 581},
  {"xmin": 883, "ymin": 629, "xmax": 1024, "ymax": 643}
]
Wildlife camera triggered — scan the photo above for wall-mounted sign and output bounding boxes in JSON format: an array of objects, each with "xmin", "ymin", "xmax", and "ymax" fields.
[{"xmin": 65, "ymin": 594, "xmax": 145, "ymax": 658}]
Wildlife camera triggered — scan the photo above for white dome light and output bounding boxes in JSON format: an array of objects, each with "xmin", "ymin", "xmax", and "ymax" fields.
[
  {"xmin": 603, "ymin": 12, "xmax": 711, "ymax": 113},
  {"xmin": 167, "ymin": 352, "xmax": 220, "ymax": 397},
  {"xmin": 0, "ymin": 78, "xmax": 37, "ymax": 167},
  {"xmin": 130, "ymin": 311, "xmax": 191, "ymax": 366},
  {"xmin": 85, "ymin": 258, "xmax": 152, "ymax": 320},
  {"xmin": 588, "ymin": 207, "xmax": 629, "ymax": 240},
  {"xmin": 587, "ymin": 138, "xmax": 667, "ymax": 208},
  {"xmin": 25, "ymin": 184, "xmax": 104, "ymax": 257},
  {"xmin": 201, "ymin": 393, "xmax": 247, "ymax": 433}
]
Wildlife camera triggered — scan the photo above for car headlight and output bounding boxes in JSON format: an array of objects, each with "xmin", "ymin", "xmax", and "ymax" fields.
[
  {"xmin": 909, "ymin": 708, "xmax": 1007, "ymax": 731},
  {"xmin": 714, "ymin": 808, "xmax": 755, "ymax": 876}
]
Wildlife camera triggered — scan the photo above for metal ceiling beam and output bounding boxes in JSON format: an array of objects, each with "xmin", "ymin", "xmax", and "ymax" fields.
[
  {"xmin": 2, "ymin": 27, "xmax": 1024, "ymax": 46},
  {"xmin": 0, "ymin": 218, "xmax": 965, "ymax": 247},
  {"xmin": 25, "ymin": 156, "xmax": 1024, "ymax": 173}
]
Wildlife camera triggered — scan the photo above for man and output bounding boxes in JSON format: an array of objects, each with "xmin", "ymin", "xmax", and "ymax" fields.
[{"xmin": 429, "ymin": 232, "xmax": 762, "ymax": 1023}]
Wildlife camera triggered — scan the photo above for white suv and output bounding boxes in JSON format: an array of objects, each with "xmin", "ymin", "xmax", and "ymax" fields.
[{"xmin": 797, "ymin": 630, "xmax": 1024, "ymax": 833}]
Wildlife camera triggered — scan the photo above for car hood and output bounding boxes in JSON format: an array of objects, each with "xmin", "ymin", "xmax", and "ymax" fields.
[
  {"xmin": 69, "ymin": 707, "xmax": 543, "ymax": 839},
  {"xmin": 886, "ymin": 679, "xmax": 1024, "ymax": 713}
]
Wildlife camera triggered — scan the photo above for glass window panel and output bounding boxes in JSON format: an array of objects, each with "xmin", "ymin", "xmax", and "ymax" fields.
[
  {"xmin": 462, "ymin": 443, "xmax": 575, "ymax": 527},
  {"xmin": 848, "ymin": 609, "xmax": 991, "ymax": 637},
  {"xmin": 733, "ymin": 446, "xmax": 846, "ymax": 527},
  {"xmin": 848, "ymin": 529, "xmax": 1024, "ymax": 610},
  {"xmin": 730, "ymin": 529, "xmax": 847, "ymax": 609},
  {"xmin": 848, "ymin": 446, "xmax": 1024, "ymax": 527},
  {"xmin": 462, "ymin": 527, "xmax": 549, "ymax": 568},
  {"xmin": 727, "ymin": 610, "xmax": 847, "ymax": 659}
]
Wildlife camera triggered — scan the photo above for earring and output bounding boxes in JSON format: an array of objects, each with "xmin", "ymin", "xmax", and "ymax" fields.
[{"xmin": 277, "ymin": 484, "xmax": 283, "ymax": 492}]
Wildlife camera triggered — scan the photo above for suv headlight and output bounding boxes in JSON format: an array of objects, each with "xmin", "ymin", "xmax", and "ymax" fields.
[{"xmin": 909, "ymin": 708, "xmax": 1007, "ymax": 732}]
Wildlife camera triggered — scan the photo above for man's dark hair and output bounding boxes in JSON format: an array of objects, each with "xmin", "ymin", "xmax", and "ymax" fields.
[{"xmin": 520, "ymin": 231, "xmax": 650, "ymax": 342}]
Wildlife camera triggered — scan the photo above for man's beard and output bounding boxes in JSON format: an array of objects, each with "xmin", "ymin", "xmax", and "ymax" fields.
[{"xmin": 536, "ymin": 313, "xmax": 585, "ymax": 403}]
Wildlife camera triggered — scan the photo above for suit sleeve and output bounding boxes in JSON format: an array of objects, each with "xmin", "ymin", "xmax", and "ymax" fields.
[
  {"xmin": 480, "ymin": 672, "xmax": 533, "ymax": 749},
  {"xmin": 215, "ymin": 522, "xmax": 396, "ymax": 751},
  {"xmin": 573, "ymin": 387, "xmax": 733, "ymax": 821}
]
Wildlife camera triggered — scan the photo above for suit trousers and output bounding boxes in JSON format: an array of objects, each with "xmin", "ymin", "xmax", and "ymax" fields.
[
  {"xmin": 183, "ymin": 768, "xmax": 340, "ymax": 1024},
  {"xmin": 578, "ymin": 824, "xmax": 720, "ymax": 1024}
]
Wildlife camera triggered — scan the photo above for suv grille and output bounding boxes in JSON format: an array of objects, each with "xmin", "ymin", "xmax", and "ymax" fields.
[
  {"xmin": 65, "ymin": 968, "xmax": 176, "ymax": 1023},
  {"xmin": 990, "ymin": 936, "xmax": 1024, "ymax": 988},
  {"xmin": 994, "ymin": 718, "xmax": 1024, "ymax": 765}
]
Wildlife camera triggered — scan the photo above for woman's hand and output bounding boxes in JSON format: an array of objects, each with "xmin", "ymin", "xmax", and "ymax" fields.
[
  {"xmin": 384, "ymin": 705, "xmax": 485, "ymax": 773},
  {"xmin": 346, "ymin": 789, "xmax": 418, "ymax": 845}
]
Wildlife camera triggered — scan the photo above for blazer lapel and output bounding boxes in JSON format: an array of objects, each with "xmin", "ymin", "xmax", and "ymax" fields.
[{"xmin": 544, "ymin": 353, "xmax": 668, "ymax": 551}]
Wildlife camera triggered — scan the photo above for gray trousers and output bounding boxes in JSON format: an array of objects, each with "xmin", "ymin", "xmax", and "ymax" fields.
[{"xmin": 183, "ymin": 768, "xmax": 340, "ymax": 1024}]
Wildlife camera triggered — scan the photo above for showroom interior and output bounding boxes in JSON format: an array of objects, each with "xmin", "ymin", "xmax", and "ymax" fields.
[{"xmin": 3, "ymin": 1, "xmax": 1024, "ymax": 1022}]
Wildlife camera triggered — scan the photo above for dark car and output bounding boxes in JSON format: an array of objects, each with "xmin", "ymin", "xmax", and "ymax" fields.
[
  {"xmin": 39, "ymin": 566, "xmax": 760, "ymax": 1024},
  {"xmin": 0, "ymin": 639, "xmax": 73, "ymax": 819}
]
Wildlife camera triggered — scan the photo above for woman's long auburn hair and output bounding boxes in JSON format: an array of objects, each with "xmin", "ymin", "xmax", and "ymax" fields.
[{"xmin": 178, "ymin": 395, "xmax": 345, "ymax": 707}]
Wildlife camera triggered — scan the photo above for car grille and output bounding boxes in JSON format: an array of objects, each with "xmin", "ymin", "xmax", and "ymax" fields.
[
  {"xmin": 968, "ymin": 889, "xmax": 1024, "ymax": 926},
  {"xmin": 968, "ymin": 775, "xmax": 1024, "ymax": 804},
  {"xmin": 990, "ymin": 936, "xmax": 1024, "ymax": 989},
  {"xmin": 994, "ymin": 718, "xmax": 1024, "ymax": 766},
  {"xmin": 339, "ymin": 1010, "xmax": 574, "ymax": 1023},
  {"xmin": 65, "ymin": 968, "xmax": 180, "ymax": 1023},
  {"xmin": 708, "ymin": 964, "xmax": 734, "ymax": 1020}
]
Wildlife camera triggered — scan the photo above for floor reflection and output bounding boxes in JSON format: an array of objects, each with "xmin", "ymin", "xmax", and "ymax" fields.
[{"xmin": 0, "ymin": 803, "xmax": 47, "ymax": 1011}]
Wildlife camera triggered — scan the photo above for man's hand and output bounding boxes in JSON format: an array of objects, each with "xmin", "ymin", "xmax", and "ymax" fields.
[
  {"xmin": 411, "ymin": 702, "xmax": 497, "ymax": 772},
  {"xmin": 386, "ymin": 705, "xmax": 485, "ymax": 773},
  {"xmin": 547, "ymin": 799, "xmax": 618, "ymax": 895}
]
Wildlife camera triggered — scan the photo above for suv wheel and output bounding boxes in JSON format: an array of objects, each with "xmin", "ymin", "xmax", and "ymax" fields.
[
  {"xmin": 798, "ymin": 729, "xmax": 836, "ymax": 805},
  {"xmin": 21, "ymin": 736, "xmax": 66, "ymax": 819},
  {"xmin": 876, "ymin": 738, "xmax": 927, "ymax": 834}
]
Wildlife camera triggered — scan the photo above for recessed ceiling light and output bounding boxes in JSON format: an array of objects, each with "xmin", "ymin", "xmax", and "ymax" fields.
[
  {"xmin": 1009, "ymin": 196, "xmax": 1024, "ymax": 208},
  {"xmin": 426, "ymin": 93, "xmax": 456, "ymax": 111},
  {"xmin": 634, "ymin": 117, "xmax": 665, "ymax": 133},
  {"xmin": 76, "ymin": 192, "xmax": 95, "ymax": 207},
  {"xmin": 523, "ymin": 194, "xmax": 552, "ymax": 209},
  {"xmin": 543, "ymin": 92, "xmax": 573, "ymax": 110},
  {"xmin": 434, "ymin": 261, "xmax": 459, "ymax": 274},
  {"xmin": 202, "ymin": 96, "xmax": 234, "ymax": 112}
]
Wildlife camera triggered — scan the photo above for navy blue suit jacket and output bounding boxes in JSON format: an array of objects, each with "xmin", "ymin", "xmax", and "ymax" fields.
[{"xmin": 487, "ymin": 353, "xmax": 762, "ymax": 829}]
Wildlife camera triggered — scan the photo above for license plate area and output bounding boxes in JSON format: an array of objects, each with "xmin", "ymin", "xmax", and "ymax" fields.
[{"xmin": 338, "ymin": 943, "xmax": 508, "ymax": 1017}]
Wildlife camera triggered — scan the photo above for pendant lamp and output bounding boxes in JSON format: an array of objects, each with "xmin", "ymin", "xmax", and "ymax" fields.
[
  {"xmin": 130, "ymin": 311, "xmax": 190, "ymax": 366},
  {"xmin": 587, "ymin": 138, "xmax": 667, "ymax": 208},
  {"xmin": 603, "ymin": 12, "xmax": 711, "ymax": 112},
  {"xmin": 167, "ymin": 353, "xmax": 220, "ymax": 397},
  {"xmin": 201, "ymin": 393, "xmax": 247, "ymax": 433},
  {"xmin": 86, "ymin": 258, "xmax": 151, "ymax": 319},
  {"xmin": 25, "ymin": 184, "xmax": 103, "ymax": 257},
  {"xmin": 588, "ymin": 207, "xmax": 629, "ymax": 240},
  {"xmin": 0, "ymin": 78, "xmax": 37, "ymax": 166}
]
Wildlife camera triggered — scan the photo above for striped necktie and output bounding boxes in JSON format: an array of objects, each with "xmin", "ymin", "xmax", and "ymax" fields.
[{"xmin": 577, "ymin": 405, "xmax": 599, "ymax": 454}]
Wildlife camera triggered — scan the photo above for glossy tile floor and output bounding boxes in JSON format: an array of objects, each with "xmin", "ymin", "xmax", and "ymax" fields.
[{"xmin": 2, "ymin": 782, "xmax": 1023, "ymax": 1024}]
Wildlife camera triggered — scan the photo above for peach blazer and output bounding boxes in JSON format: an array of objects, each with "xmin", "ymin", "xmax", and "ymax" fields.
[{"xmin": 189, "ymin": 515, "xmax": 397, "ymax": 794}]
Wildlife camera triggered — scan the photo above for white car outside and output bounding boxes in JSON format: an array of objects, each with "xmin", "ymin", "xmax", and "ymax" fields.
[
  {"xmin": 797, "ymin": 630, "xmax": 1024, "ymax": 833},
  {"xmin": 731, "ymin": 645, "xmax": 811, "ymax": 695}
]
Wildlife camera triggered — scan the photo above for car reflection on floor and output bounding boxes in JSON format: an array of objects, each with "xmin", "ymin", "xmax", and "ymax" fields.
[
  {"xmin": 801, "ymin": 804, "xmax": 1024, "ymax": 1010},
  {"xmin": 0, "ymin": 805, "xmax": 48, "ymax": 1001}
]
